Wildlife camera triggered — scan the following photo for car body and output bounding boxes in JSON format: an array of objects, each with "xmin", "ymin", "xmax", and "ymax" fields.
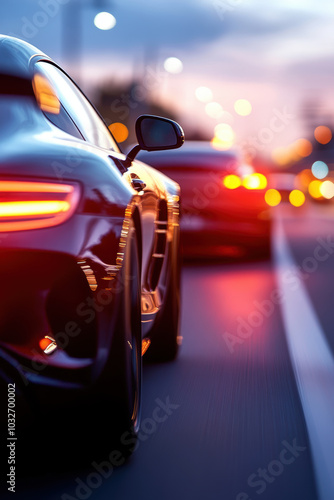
[
  {"xmin": 138, "ymin": 142, "xmax": 272, "ymax": 258},
  {"xmin": 0, "ymin": 35, "xmax": 184, "ymax": 452}
]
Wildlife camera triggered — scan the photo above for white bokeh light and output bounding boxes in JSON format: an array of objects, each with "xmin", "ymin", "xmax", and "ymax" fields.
[
  {"xmin": 205, "ymin": 102, "xmax": 223, "ymax": 119},
  {"xmin": 195, "ymin": 86, "xmax": 213, "ymax": 103},
  {"xmin": 163, "ymin": 57, "xmax": 183, "ymax": 74},
  {"xmin": 94, "ymin": 12, "xmax": 116, "ymax": 30},
  {"xmin": 320, "ymin": 180, "xmax": 334, "ymax": 199}
]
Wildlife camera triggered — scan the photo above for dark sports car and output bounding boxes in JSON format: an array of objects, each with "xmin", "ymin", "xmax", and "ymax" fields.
[
  {"xmin": 0, "ymin": 35, "xmax": 184, "ymax": 454},
  {"xmin": 138, "ymin": 142, "xmax": 272, "ymax": 258}
]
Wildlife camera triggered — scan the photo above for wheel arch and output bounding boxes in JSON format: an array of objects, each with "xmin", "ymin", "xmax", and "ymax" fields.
[{"xmin": 132, "ymin": 205, "xmax": 142, "ymax": 277}]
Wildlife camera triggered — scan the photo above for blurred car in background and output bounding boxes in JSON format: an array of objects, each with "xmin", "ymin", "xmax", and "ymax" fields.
[
  {"xmin": 265, "ymin": 172, "xmax": 306, "ymax": 207},
  {"xmin": 266, "ymin": 172, "xmax": 298, "ymax": 203},
  {"xmin": 138, "ymin": 141, "xmax": 272, "ymax": 259}
]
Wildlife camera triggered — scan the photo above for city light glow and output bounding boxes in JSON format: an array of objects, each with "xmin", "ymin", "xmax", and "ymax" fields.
[
  {"xmin": 163, "ymin": 57, "xmax": 183, "ymax": 74},
  {"xmin": 234, "ymin": 99, "xmax": 252, "ymax": 116},
  {"xmin": 223, "ymin": 175, "xmax": 241, "ymax": 189},
  {"xmin": 195, "ymin": 86, "xmax": 213, "ymax": 102},
  {"xmin": 311, "ymin": 161, "xmax": 329, "ymax": 180},
  {"xmin": 265, "ymin": 189, "xmax": 281, "ymax": 207},
  {"xmin": 289, "ymin": 189, "xmax": 305, "ymax": 207}
]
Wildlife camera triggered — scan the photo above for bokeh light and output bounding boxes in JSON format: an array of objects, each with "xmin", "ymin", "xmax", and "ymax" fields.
[
  {"xmin": 311, "ymin": 160, "xmax": 329, "ymax": 179},
  {"xmin": 211, "ymin": 137, "xmax": 232, "ymax": 150},
  {"xmin": 234, "ymin": 99, "xmax": 252, "ymax": 116},
  {"xmin": 289, "ymin": 189, "xmax": 305, "ymax": 207},
  {"xmin": 265, "ymin": 189, "xmax": 281, "ymax": 207},
  {"xmin": 163, "ymin": 57, "xmax": 183, "ymax": 74},
  {"xmin": 223, "ymin": 175, "xmax": 241, "ymax": 189},
  {"xmin": 314, "ymin": 126, "xmax": 332, "ymax": 145},
  {"xmin": 195, "ymin": 86, "xmax": 213, "ymax": 103},
  {"xmin": 320, "ymin": 180, "xmax": 334, "ymax": 199},
  {"xmin": 94, "ymin": 12, "xmax": 116, "ymax": 30},
  {"xmin": 205, "ymin": 102, "xmax": 223, "ymax": 119},
  {"xmin": 298, "ymin": 169, "xmax": 313, "ymax": 189},
  {"xmin": 214, "ymin": 123, "xmax": 235, "ymax": 142},
  {"xmin": 308, "ymin": 180, "xmax": 323, "ymax": 199},
  {"xmin": 243, "ymin": 173, "xmax": 267, "ymax": 190},
  {"xmin": 109, "ymin": 122, "xmax": 129, "ymax": 142},
  {"xmin": 212, "ymin": 123, "xmax": 235, "ymax": 149},
  {"xmin": 271, "ymin": 147, "xmax": 292, "ymax": 166},
  {"xmin": 294, "ymin": 138, "xmax": 313, "ymax": 158}
]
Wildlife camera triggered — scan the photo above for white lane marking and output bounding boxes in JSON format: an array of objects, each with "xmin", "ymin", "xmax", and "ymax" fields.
[{"xmin": 273, "ymin": 214, "xmax": 334, "ymax": 500}]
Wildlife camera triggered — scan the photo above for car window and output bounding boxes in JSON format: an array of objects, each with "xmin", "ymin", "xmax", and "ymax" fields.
[
  {"xmin": 34, "ymin": 61, "xmax": 120, "ymax": 152},
  {"xmin": 32, "ymin": 72, "xmax": 83, "ymax": 139}
]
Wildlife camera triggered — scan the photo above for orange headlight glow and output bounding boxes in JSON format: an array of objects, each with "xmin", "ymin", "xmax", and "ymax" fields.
[{"xmin": 0, "ymin": 180, "xmax": 80, "ymax": 232}]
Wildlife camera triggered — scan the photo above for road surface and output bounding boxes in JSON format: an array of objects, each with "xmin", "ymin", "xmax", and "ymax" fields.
[{"xmin": 11, "ymin": 202, "xmax": 334, "ymax": 500}]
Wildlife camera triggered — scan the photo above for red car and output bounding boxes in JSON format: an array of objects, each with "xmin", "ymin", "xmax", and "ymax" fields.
[{"xmin": 138, "ymin": 141, "xmax": 272, "ymax": 258}]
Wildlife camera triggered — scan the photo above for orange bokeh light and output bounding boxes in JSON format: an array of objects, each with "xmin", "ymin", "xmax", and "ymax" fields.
[
  {"xmin": 314, "ymin": 126, "xmax": 332, "ymax": 145},
  {"xmin": 109, "ymin": 122, "xmax": 129, "ymax": 143},
  {"xmin": 308, "ymin": 180, "xmax": 323, "ymax": 199},
  {"xmin": 298, "ymin": 169, "xmax": 313, "ymax": 188},
  {"xmin": 294, "ymin": 138, "xmax": 313, "ymax": 158},
  {"xmin": 265, "ymin": 189, "xmax": 281, "ymax": 207},
  {"xmin": 289, "ymin": 189, "xmax": 305, "ymax": 207}
]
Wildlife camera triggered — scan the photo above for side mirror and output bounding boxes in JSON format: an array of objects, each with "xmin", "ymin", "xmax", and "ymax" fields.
[
  {"xmin": 124, "ymin": 115, "xmax": 184, "ymax": 167},
  {"xmin": 136, "ymin": 115, "xmax": 184, "ymax": 151}
]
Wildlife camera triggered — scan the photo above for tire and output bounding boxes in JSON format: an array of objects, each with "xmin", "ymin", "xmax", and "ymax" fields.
[
  {"xmin": 145, "ymin": 225, "xmax": 181, "ymax": 363},
  {"xmin": 88, "ymin": 220, "xmax": 142, "ymax": 460}
]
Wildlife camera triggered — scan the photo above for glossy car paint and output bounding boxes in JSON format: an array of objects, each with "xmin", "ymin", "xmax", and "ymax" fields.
[{"xmin": 0, "ymin": 36, "xmax": 180, "ymax": 414}]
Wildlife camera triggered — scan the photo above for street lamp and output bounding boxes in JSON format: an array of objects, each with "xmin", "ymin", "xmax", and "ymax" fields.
[
  {"xmin": 62, "ymin": 0, "xmax": 115, "ymax": 84},
  {"xmin": 163, "ymin": 57, "xmax": 183, "ymax": 74},
  {"xmin": 94, "ymin": 11, "xmax": 116, "ymax": 30}
]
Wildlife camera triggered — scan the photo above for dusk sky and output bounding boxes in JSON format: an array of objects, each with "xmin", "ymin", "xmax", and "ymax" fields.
[{"xmin": 1, "ymin": 0, "xmax": 334, "ymax": 159}]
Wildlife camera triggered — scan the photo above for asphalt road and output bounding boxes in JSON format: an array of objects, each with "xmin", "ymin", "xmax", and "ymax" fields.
[{"xmin": 11, "ymin": 202, "xmax": 334, "ymax": 500}]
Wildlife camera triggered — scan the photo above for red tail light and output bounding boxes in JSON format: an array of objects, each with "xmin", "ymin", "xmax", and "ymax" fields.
[{"xmin": 0, "ymin": 180, "xmax": 80, "ymax": 232}]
